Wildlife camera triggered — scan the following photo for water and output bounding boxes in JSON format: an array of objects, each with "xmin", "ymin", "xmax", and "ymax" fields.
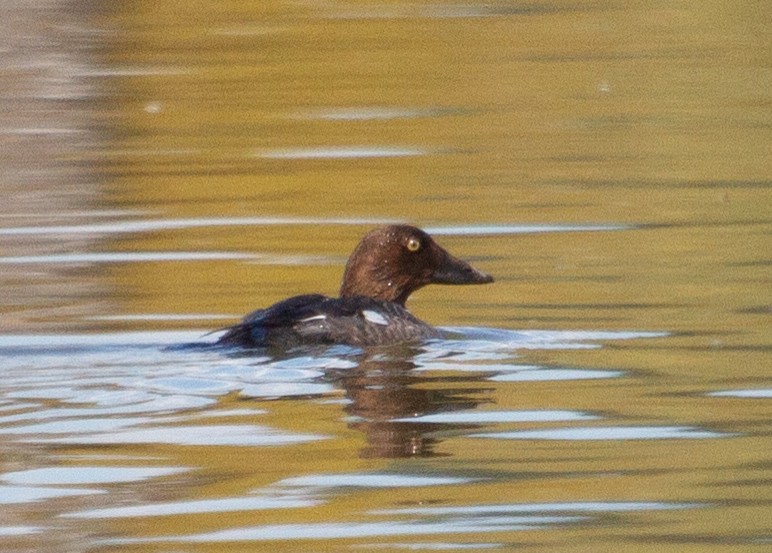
[{"xmin": 1, "ymin": 1, "xmax": 770, "ymax": 552}]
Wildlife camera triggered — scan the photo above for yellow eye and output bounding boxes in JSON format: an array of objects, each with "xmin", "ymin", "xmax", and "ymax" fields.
[{"xmin": 406, "ymin": 237, "xmax": 421, "ymax": 252}]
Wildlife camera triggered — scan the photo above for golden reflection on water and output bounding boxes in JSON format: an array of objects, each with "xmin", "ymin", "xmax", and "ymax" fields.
[
  {"xmin": 93, "ymin": 0, "xmax": 770, "ymax": 338},
  {"xmin": 0, "ymin": 0, "xmax": 770, "ymax": 552}
]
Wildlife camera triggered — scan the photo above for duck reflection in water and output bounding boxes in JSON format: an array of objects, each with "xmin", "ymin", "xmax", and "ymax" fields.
[{"xmin": 326, "ymin": 352, "xmax": 492, "ymax": 458}]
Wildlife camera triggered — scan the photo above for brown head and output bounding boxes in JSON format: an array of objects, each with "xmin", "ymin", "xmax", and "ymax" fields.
[{"xmin": 339, "ymin": 225, "xmax": 493, "ymax": 306}]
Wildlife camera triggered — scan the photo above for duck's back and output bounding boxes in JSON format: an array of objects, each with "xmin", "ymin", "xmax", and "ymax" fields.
[{"xmin": 217, "ymin": 294, "xmax": 440, "ymax": 348}]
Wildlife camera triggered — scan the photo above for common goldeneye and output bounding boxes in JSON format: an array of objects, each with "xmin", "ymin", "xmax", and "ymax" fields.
[{"xmin": 216, "ymin": 225, "xmax": 493, "ymax": 348}]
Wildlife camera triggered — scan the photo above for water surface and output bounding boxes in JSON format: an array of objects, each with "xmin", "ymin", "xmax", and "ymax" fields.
[{"xmin": 0, "ymin": 1, "xmax": 769, "ymax": 551}]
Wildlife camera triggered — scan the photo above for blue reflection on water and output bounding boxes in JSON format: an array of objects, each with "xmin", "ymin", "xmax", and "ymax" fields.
[
  {"xmin": 106, "ymin": 516, "xmax": 585, "ymax": 543},
  {"xmin": 473, "ymin": 425, "xmax": 731, "ymax": 441},
  {"xmin": 100, "ymin": 500, "xmax": 705, "ymax": 543},
  {"xmin": 709, "ymin": 389, "xmax": 772, "ymax": 398},
  {"xmin": 394, "ymin": 409, "xmax": 599, "ymax": 424},
  {"xmin": 65, "ymin": 496, "xmax": 321, "ymax": 519},
  {"xmin": 0, "ymin": 485, "xmax": 104, "ymax": 505},
  {"xmin": 0, "ymin": 327, "xmax": 688, "ymax": 453},
  {"xmin": 0, "ymin": 326, "xmax": 723, "ymax": 546},
  {"xmin": 2, "ymin": 466, "xmax": 188, "ymax": 485}
]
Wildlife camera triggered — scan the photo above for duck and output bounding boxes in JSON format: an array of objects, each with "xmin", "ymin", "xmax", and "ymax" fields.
[{"xmin": 216, "ymin": 225, "xmax": 493, "ymax": 348}]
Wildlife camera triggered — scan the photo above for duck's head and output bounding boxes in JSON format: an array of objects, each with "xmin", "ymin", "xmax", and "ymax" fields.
[{"xmin": 339, "ymin": 225, "xmax": 493, "ymax": 305}]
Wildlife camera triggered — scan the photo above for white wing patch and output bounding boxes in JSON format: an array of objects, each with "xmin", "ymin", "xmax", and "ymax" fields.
[
  {"xmin": 300, "ymin": 314, "xmax": 327, "ymax": 323},
  {"xmin": 362, "ymin": 310, "xmax": 389, "ymax": 326}
]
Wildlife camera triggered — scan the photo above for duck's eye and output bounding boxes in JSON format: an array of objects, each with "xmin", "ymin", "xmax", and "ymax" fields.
[{"xmin": 406, "ymin": 237, "xmax": 421, "ymax": 252}]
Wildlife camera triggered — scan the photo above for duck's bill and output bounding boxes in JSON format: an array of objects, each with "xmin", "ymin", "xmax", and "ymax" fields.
[{"xmin": 432, "ymin": 253, "xmax": 494, "ymax": 285}]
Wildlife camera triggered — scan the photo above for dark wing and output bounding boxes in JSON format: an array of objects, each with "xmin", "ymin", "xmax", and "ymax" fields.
[{"xmin": 216, "ymin": 294, "xmax": 330, "ymax": 347}]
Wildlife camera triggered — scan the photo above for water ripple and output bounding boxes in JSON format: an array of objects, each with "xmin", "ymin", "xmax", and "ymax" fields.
[
  {"xmin": 394, "ymin": 409, "xmax": 599, "ymax": 424},
  {"xmin": 473, "ymin": 425, "xmax": 729, "ymax": 441},
  {"xmin": 2, "ymin": 466, "xmax": 188, "ymax": 485},
  {"xmin": 0, "ymin": 486, "xmax": 103, "ymax": 505},
  {"xmin": 277, "ymin": 473, "xmax": 474, "ymax": 489},
  {"xmin": 65, "ymin": 495, "xmax": 320, "ymax": 519},
  {"xmin": 709, "ymin": 389, "xmax": 772, "ymax": 398},
  {"xmin": 33, "ymin": 424, "xmax": 327, "ymax": 447},
  {"xmin": 106, "ymin": 516, "xmax": 581, "ymax": 544},
  {"xmin": 256, "ymin": 146, "xmax": 425, "ymax": 159}
]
